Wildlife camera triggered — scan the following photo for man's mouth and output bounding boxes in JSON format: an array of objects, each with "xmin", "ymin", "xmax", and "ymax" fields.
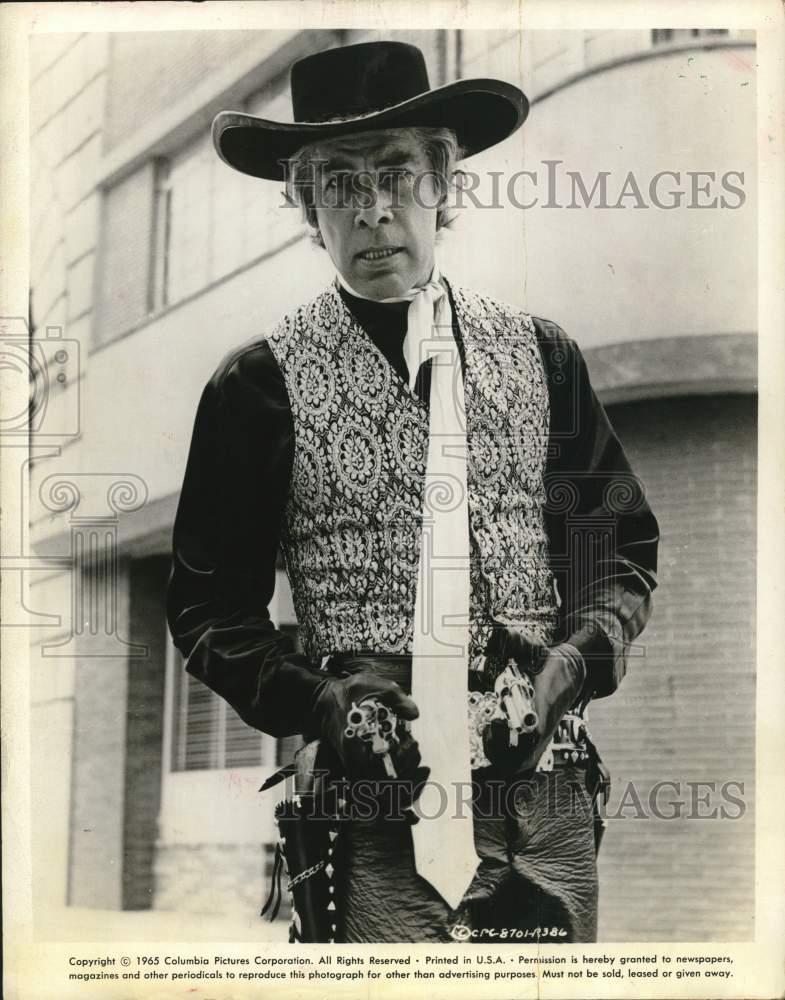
[{"xmin": 356, "ymin": 247, "xmax": 403, "ymax": 262}]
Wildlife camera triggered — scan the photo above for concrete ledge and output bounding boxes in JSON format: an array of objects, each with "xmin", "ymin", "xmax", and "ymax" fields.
[
  {"xmin": 584, "ymin": 332, "xmax": 757, "ymax": 406},
  {"xmin": 533, "ymin": 38, "xmax": 756, "ymax": 107}
]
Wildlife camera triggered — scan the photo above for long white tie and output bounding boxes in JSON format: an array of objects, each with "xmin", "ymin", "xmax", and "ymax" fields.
[{"xmin": 337, "ymin": 266, "xmax": 480, "ymax": 910}]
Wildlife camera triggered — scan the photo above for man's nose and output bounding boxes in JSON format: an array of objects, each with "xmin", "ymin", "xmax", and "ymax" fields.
[{"xmin": 353, "ymin": 179, "xmax": 394, "ymax": 228}]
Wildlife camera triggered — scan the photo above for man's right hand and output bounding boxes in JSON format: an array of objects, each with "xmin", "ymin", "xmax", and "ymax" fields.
[
  {"xmin": 483, "ymin": 627, "xmax": 586, "ymax": 775},
  {"xmin": 309, "ymin": 670, "xmax": 424, "ymax": 784}
]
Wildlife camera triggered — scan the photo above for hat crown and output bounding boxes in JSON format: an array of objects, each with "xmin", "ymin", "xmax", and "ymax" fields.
[{"xmin": 290, "ymin": 41, "xmax": 431, "ymax": 124}]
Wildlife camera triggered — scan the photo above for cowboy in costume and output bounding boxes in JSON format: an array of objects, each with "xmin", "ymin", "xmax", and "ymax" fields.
[{"xmin": 167, "ymin": 41, "xmax": 659, "ymax": 944}]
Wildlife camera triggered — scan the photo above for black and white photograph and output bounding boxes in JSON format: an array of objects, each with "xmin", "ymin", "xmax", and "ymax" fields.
[{"xmin": 2, "ymin": 2, "xmax": 784, "ymax": 998}]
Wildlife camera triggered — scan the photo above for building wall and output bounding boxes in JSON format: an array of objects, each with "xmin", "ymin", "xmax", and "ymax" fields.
[
  {"xmin": 123, "ymin": 556, "xmax": 170, "ymax": 910},
  {"xmin": 28, "ymin": 30, "xmax": 112, "ymax": 922},
  {"xmin": 590, "ymin": 393, "xmax": 756, "ymax": 941},
  {"xmin": 68, "ymin": 564, "xmax": 132, "ymax": 910},
  {"xmin": 103, "ymin": 31, "xmax": 294, "ymax": 153},
  {"xmin": 153, "ymin": 844, "xmax": 269, "ymax": 922},
  {"xmin": 443, "ymin": 31, "xmax": 756, "ymax": 342}
]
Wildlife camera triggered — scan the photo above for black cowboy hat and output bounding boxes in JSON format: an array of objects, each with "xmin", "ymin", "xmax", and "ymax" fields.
[{"xmin": 213, "ymin": 40, "xmax": 528, "ymax": 181}]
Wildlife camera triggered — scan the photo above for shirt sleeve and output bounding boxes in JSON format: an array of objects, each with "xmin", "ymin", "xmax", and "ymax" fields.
[
  {"xmin": 166, "ymin": 338, "xmax": 327, "ymax": 737},
  {"xmin": 533, "ymin": 317, "xmax": 660, "ymax": 699}
]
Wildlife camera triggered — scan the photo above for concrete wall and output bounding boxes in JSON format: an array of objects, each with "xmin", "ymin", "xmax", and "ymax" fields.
[
  {"xmin": 443, "ymin": 35, "xmax": 756, "ymax": 343},
  {"xmin": 123, "ymin": 556, "xmax": 170, "ymax": 910},
  {"xmin": 103, "ymin": 31, "xmax": 294, "ymax": 153},
  {"xmin": 68, "ymin": 604, "xmax": 131, "ymax": 910},
  {"xmin": 28, "ymin": 30, "xmax": 111, "ymax": 925}
]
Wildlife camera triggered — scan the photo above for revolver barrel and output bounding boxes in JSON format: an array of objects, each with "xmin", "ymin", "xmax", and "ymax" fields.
[{"xmin": 495, "ymin": 663, "xmax": 538, "ymax": 746}]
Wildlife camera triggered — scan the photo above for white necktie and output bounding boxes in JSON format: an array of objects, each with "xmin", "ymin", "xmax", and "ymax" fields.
[{"xmin": 337, "ymin": 266, "xmax": 480, "ymax": 910}]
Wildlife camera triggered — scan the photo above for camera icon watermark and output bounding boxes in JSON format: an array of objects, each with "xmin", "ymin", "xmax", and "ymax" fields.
[
  {"xmin": 1, "ymin": 316, "xmax": 147, "ymax": 653},
  {"xmin": 0, "ymin": 317, "xmax": 80, "ymax": 439}
]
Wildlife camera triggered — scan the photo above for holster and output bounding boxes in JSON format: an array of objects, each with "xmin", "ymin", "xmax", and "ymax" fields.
[
  {"xmin": 583, "ymin": 729, "xmax": 611, "ymax": 854},
  {"xmin": 261, "ymin": 738, "xmax": 346, "ymax": 942}
]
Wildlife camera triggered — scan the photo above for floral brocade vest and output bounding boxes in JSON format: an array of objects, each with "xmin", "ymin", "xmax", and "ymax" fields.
[{"xmin": 266, "ymin": 283, "xmax": 559, "ymax": 661}]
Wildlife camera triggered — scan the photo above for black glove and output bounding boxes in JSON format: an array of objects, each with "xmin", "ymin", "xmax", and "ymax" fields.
[
  {"xmin": 308, "ymin": 669, "xmax": 425, "ymax": 786},
  {"xmin": 483, "ymin": 628, "xmax": 586, "ymax": 775}
]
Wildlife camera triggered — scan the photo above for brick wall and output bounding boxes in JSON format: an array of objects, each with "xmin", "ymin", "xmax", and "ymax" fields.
[
  {"xmin": 589, "ymin": 393, "xmax": 756, "ymax": 941},
  {"xmin": 153, "ymin": 843, "xmax": 271, "ymax": 921}
]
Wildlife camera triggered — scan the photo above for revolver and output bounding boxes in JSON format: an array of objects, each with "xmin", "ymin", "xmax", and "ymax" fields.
[
  {"xmin": 493, "ymin": 660, "xmax": 538, "ymax": 748},
  {"xmin": 344, "ymin": 697, "xmax": 405, "ymax": 778}
]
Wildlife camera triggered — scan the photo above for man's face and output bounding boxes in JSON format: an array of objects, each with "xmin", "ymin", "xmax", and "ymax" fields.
[{"xmin": 311, "ymin": 130, "xmax": 440, "ymax": 300}]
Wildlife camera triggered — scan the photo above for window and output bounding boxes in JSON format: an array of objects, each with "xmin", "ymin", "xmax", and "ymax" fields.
[
  {"xmin": 169, "ymin": 658, "xmax": 266, "ymax": 771},
  {"xmin": 151, "ymin": 74, "xmax": 300, "ymax": 311}
]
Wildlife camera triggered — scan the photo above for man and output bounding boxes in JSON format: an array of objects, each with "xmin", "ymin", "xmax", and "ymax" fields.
[{"xmin": 167, "ymin": 40, "xmax": 659, "ymax": 944}]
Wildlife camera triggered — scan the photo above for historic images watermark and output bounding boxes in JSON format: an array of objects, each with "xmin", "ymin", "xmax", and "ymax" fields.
[
  {"xmin": 275, "ymin": 773, "xmax": 748, "ymax": 824},
  {"xmin": 279, "ymin": 159, "xmax": 747, "ymax": 213}
]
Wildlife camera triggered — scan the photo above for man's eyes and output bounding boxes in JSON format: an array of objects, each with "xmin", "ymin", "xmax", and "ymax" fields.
[
  {"xmin": 322, "ymin": 173, "xmax": 353, "ymax": 198},
  {"xmin": 379, "ymin": 169, "xmax": 415, "ymax": 187},
  {"xmin": 321, "ymin": 169, "xmax": 415, "ymax": 194}
]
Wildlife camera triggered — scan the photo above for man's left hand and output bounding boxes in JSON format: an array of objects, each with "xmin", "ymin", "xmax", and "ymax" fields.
[{"xmin": 483, "ymin": 628, "xmax": 587, "ymax": 774}]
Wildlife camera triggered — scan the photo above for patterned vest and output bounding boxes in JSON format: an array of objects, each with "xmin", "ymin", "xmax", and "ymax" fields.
[{"xmin": 266, "ymin": 283, "xmax": 559, "ymax": 660}]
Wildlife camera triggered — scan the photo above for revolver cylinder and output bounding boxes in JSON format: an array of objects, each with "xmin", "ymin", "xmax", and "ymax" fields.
[{"xmin": 344, "ymin": 696, "xmax": 402, "ymax": 778}]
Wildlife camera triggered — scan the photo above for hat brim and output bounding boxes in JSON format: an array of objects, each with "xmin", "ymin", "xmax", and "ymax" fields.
[{"xmin": 213, "ymin": 78, "xmax": 528, "ymax": 181}]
